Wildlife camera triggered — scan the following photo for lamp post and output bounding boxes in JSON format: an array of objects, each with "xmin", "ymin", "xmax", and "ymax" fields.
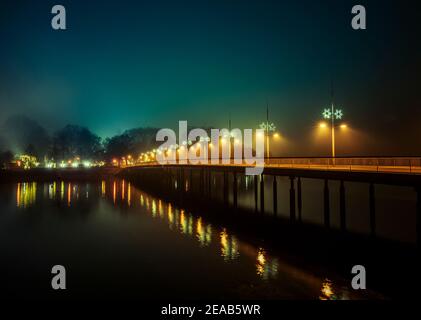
[
  {"xmin": 321, "ymin": 105, "xmax": 344, "ymax": 159},
  {"xmin": 259, "ymin": 105, "xmax": 277, "ymax": 159}
]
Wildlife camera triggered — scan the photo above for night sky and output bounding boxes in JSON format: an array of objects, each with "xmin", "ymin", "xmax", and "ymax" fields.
[{"xmin": 0, "ymin": 0, "xmax": 420, "ymax": 155}]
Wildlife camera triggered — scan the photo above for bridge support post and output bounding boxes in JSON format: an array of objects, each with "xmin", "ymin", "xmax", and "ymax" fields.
[
  {"xmin": 297, "ymin": 177, "xmax": 302, "ymax": 222},
  {"xmin": 176, "ymin": 168, "xmax": 182, "ymax": 202},
  {"xmin": 369, "ymin": 183, "xmax": 376, "ymax": 236},
  {"xmin": 208, "ymin": 169, "xmax": 212, "ymax": 199},
  {"xmin": 204, "ymin": 168, "xmax": 208, "ymax": 196},
  {"xmin": 254, "ymin": 175, "xmax": 258, "ymax": 213},
  {"xmin": 205, "ymin": 169, "xmax": 207, "ymax": 195},
  {"xmin": 273, "ymin": 176, "xmax": 277, "ymax": 216},
  {"xmin": 190, "ymin": 169, "xmax": 193, "ymax": 194},
  {"xmin": 416, "ymin": 187, "xmax": 420, "ymax": 247},
  {"xmin": 223, "ymin": 171, "xmax": 228, "ymax": 205},
  {"xmin": 324, "ymin": 179, "xmax": 330, "ymax": 228},
  {"xmin": 290, "ymin": 177, "xmax": 296, "ymax": 221},
  {"xmin": 260, "ymin": 175, "xmax": 265, "ymax": 214},
  {"xmin": 181, "ymin": 168, "xmax": 186, "ymax": 203},
  {"xmin": 200, "ymin": 168, "xmax": 204, "ymax": 195},
  {"xmin": 183, "ymin": 168, "xmax": 186, "ymax": 192},
  {"xmin": 233, "ymin": 172, "xmax": 238, "ymax": 209},
  {"xmin": 168, "ymin": 168, "xmax": 172, "ymax": 192},
  {"xmin": 340, "ymin": 180, "xmax": 346, "ymax": 232}
]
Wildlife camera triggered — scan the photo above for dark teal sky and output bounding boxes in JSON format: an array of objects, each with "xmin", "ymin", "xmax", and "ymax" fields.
[{"xmin": 0, "ymin": 0, "xmax": 420, "ymax": 154}]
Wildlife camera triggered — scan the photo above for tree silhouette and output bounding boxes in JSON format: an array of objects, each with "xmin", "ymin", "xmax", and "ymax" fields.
[
  {"xmin": 52, "ymin": 125, "xmax": 103, "ymax": 161},
  {"xmin": 104, "ymin": 127, "xmax": 159, "ymax": 160}
]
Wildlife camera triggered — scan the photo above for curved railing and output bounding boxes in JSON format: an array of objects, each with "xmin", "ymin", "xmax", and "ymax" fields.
[{"xmin": 122, "ymin": 157, "xmax": 421, "ymax": 174}]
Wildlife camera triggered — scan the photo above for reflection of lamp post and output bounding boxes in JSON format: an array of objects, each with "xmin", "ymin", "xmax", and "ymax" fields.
[
  {"xmin": 259, "ymin": 105, "xmax": 277, "ymax": 158},
  {"xmin": 321, "ymin": 105, "xmax": 344, "ymax": 158}
]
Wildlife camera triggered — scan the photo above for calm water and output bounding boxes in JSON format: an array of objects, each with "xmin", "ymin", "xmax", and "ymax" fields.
[
  {"xmin": 206, "ymin": 173, "xmax": 416, "ymax": 243},
  {"xmin": 0, "ymin": 180, "xmax": 381, "ymax": 300}
]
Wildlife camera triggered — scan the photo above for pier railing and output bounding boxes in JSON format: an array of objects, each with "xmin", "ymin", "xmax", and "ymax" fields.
[
  {"xmin": 126, "ymin": 157, "xmax": 421, "ymax": 174},
  {"xmin": 264, "ymin": 157, "xmax": 421, "ymax": 173}
]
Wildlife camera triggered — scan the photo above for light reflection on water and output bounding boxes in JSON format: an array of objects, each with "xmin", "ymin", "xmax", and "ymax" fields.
[
  {"xmin": 320, "ymin": 279, "xmax": 335, "ymax": 300},
  {"xmin": 220, "ymin": 228, "xmax": 239, "ymax": 261},
  {"xmin": 12, "ymin": 179, "xmax": 373, "ymax": 299},
  {"xmin": 319, "ymin": 279, "xmax": 351, "ymax": 300},
  {"xmin": 16, "ymin": 182, "xmax": 37, "ymax": 208}
]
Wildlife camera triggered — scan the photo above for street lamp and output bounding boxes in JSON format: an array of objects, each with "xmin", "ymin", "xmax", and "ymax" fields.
[
  {"xmin": 259, "ymin": 105, "xmax": 278, "ymax": 158},
  {"xmin": 320, "ymin": 104, "xmax": 345, "ymax": 158}
]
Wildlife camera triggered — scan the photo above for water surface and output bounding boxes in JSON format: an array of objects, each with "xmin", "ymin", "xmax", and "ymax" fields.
[{"xmin": 0, "ymin": 180, "xmax": 379, "ymax": 300}]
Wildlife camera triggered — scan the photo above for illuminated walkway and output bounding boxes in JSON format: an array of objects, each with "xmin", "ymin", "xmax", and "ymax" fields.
[{"xmin": 124, "ymin": 157, "xmax": 421, "ymax": 175}]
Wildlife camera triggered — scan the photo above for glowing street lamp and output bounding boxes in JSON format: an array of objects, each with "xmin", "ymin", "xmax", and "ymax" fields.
[
  {"xmin": 320, "ymin": 103, "xmax": 346, "ymax": 158},
  {"xmin": 259, "ymin": 105, "xmax": 279, "ymax": 158}
]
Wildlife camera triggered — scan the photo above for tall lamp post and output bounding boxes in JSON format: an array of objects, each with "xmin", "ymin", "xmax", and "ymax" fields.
[
  {"xmin": 321, "ymin": 105, "xmax": 344, "ymax": 159},
  {"xmin": 259, "ymin": 105, "xmax": 277, "ymax": 159}
]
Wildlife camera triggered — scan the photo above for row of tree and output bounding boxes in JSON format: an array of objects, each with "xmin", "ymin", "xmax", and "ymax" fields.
[{"xmin": 0, "ymin": 115, "xmax": 160, "ymax": 167}]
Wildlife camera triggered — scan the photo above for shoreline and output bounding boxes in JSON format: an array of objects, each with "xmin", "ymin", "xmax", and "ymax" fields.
[{"xmin": 0, "ymin": 167, "xmax": 120, "ymax": 183}]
